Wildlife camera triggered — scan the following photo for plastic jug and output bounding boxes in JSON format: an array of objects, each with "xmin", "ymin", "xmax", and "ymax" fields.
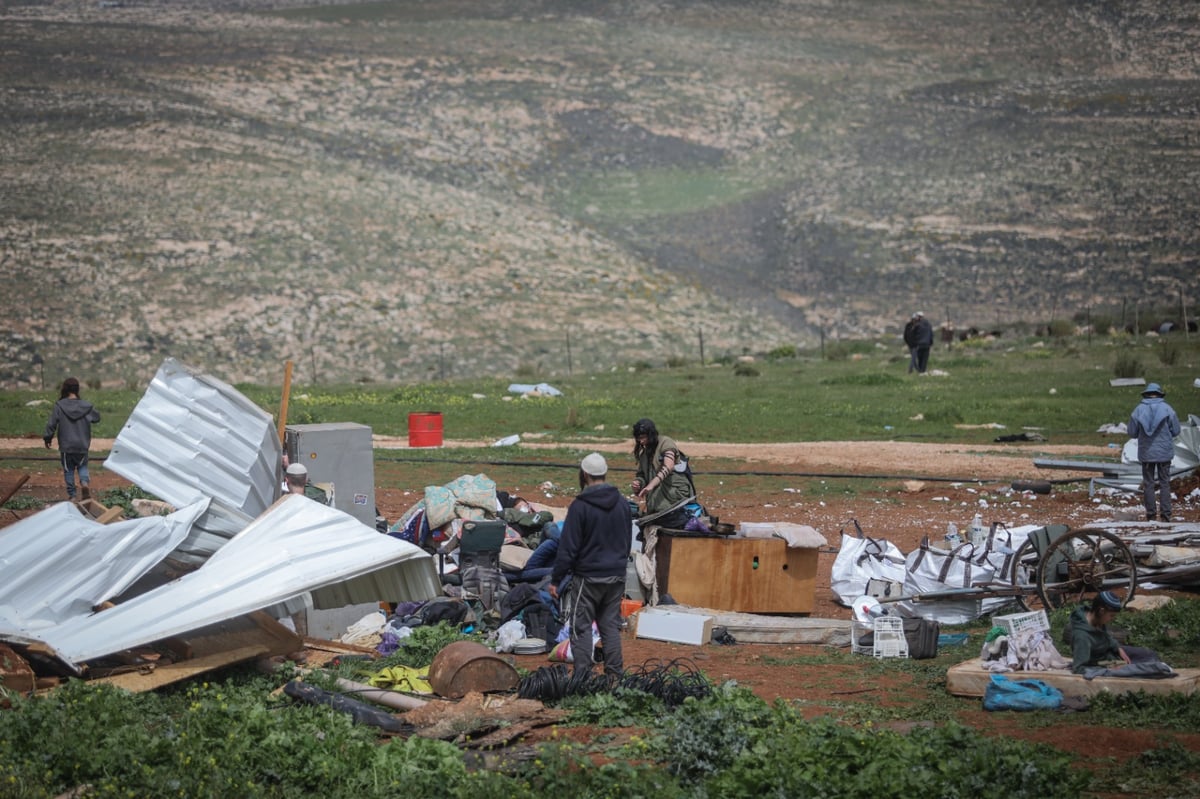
[{"xmin": 969, "ymin": 513, "xmax": 986, "ymax": 546}]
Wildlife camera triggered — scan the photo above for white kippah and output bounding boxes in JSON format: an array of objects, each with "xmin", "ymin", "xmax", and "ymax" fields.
[{"xmin": 580, "ymin": 452, "xmax": 608, "ymax": 477}]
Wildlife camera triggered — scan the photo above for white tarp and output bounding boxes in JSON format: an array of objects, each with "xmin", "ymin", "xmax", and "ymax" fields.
[
  {"xmin": 41, "ymin": 495, "xmax": 439, "ymax": 665},
  {"xmin": 0, "ymin": 499, "xmax": 208, "ymax": 636}
]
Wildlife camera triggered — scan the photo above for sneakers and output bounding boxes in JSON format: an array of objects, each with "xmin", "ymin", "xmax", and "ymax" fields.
[
  {"xmin": 81, "ymin": 485, "xmax": 91, "ymax": 501},
  {"xmin": 1161, "ymin": 514, "xmax": 1172, "ymax": 523},
  {"xmin": 1146, "ymin": 513, "xmax": 1157, "ymax": 521}
]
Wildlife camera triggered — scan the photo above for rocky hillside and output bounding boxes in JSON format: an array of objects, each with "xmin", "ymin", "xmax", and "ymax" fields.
[{"xmin": 1, "ymin": 0, "xmax": 1197, "ymax": 388}]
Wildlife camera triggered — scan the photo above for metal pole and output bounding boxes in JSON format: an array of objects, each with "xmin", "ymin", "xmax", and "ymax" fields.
[{"xmin": 277, "ymin": 360, "xmax": 294, "ymax": 445}]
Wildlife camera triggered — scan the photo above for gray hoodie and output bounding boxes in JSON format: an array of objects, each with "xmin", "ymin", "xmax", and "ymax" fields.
[{"xmin": 43, "ymin": 398, "xmax": 100, "ymax": 454}]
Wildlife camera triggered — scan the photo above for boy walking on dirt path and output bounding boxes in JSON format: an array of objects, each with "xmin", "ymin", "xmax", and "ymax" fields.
[{"xmin": 43, "ymin": 376, "xmax": 101, "ymax": 501}]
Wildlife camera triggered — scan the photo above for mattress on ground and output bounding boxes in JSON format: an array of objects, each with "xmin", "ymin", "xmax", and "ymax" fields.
[{"xmin": 946, "ymin": 658, "xmax": 1200, "ymax": 698}]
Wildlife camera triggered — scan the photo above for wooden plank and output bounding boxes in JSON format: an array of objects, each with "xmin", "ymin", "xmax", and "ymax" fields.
[
  {"xmin": 946, "ymin": 657, "xmax": 1200, "ymax": 698},
  {"xmin": 91, "ymin": 645, "xmax": 270, "ymax": 692},
  {"xmin": 652, "ymin": 605, "xmax": 851, "ymax": 646},
  {"xmin": 655, "ymin": 535, "xmax": 817, "ymax": 613},
  {"xmin": 0, "ymin": 474, "xmax": 30, "ymax": 507}
]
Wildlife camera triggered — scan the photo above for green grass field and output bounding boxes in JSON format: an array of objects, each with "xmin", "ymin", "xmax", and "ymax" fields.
[{"xmin": 5, "ymin": 333, "xmax": 1196, "ymax": 449}]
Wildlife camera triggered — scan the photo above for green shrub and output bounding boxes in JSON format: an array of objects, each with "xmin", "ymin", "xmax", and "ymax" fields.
[
  {"xmin": 1113, "ymin": 350, "xmax": 1142, "ymax": 379},
  {"xmin": 1, "ymin": 495, "xmax": 43, "ymax": 511},
  {"xmin": 1047, "ymin": 319, "xmax": 1075, "ymax": 337},
  {"xmin": 1158, "ymin": 339, "xmax": 1182, "ymax": 366},
  {"xmin": 766, "ymin": 344, "xmax": 797, "ymax": 359},
  {"xmin": 665, "ymin": 355, "xmax": 689, "ymax": 368},
  {"xmin": 732, "ymin": 362, "xmax": 759, "ymax": 377}
]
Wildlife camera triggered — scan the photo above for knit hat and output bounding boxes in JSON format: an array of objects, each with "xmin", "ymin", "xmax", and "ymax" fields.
[
  {"xmin": 580, "ymin": 452, "xmax": 608, "ymax": 477},
  {"xmin": 1142, "ymin": 383, "xmax": 1165, "ymax": 397},
  {"xmin": 286, "ymin": 462, "xmax": 308, "ymax": 477},
  {"xmin": 1096, "ymin": 590, "xmax": 1123, "ymax": 611}
]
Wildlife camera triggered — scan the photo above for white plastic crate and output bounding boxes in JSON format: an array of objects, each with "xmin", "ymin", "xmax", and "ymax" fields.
[
  {"xmin": 850, "ymin": 621, "xmax": 874, "ymax": 655},
  {"xmin": 994, "ymin": 610, "xmax": 1050, "ymax": 639},
  {"xmin": 872, "ymin": 616, "xmax": 909, "ymax": 659}
]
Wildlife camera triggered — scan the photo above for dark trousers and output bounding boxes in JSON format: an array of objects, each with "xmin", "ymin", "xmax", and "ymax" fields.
[
  {"xmin": 563, "ymin": 576, "xmax": 624, "ymax": 676},
  {"xmin": 1141, "ymin": 461, "xmax": 1172, "ymax": 519},
  {"xmin": 915, "ymin": 345, "xmax": 931, "ymax": 374}
]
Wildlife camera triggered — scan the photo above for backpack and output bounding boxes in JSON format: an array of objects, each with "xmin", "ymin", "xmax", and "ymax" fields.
[
  {"xmin": 419, "ymin": 597, "xmax": 469, "ymax": 627},
  {"xmin": 520, "ymin": 602, "xmax": 561, "ymax": 643}
]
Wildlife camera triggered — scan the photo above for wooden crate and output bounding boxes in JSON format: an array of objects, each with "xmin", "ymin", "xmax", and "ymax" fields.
[{"xmin": 654, "ymin": 533, "xmax": 818, "ymax": 613}]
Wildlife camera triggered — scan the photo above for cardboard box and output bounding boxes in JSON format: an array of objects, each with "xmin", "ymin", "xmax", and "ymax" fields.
[{"xmin": 634, "ymin": 607, "xmax": 713, "ymax": 646}]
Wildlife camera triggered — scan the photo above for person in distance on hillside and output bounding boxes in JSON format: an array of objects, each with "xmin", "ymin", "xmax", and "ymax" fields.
[
  {"xmin": 910, "ymin": 311, "xmax": 934, "ymax": 374},
  {"xmin": 1128, "ymin": 382, "xmax": 1181, "ymax": 522},
  {"xmin": 549, "ymin": 453, "xmax": 632, "ymax": 677},
  {"xmin": 903, "ymin": 313, "xmax": 920, "ymax": 373},
  {"xmin": 630, "ymin": 417, "xmax": 696, "ymax": 528},
  {"xmin": 42, "ymin": 376, "xmax": 101, "ymax": 501}
]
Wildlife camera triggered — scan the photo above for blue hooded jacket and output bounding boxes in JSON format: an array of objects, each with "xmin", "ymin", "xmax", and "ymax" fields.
[{"xmin": 1129, "ymin": 395, "xmax": 1180, "ymax": 463}]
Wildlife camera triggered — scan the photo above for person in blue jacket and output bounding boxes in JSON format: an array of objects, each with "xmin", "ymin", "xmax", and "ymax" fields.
[
  {"xmin": 1128, "ymin": 383, "xmax": 1181, "ymax": 522},
  {"xmin": 549, "ymin": 452, "xmax": 632, "ymax": 677},
  {"xmin": 43, "ymin": 377, "xmax": 100, "ymax": 501}
]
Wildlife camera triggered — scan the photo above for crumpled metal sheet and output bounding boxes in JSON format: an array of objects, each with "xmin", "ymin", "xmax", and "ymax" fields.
[
  {"xmin": 43, "ymin": 495, "xmax": 440, "ymax": 665},
  {"xmin": 0, "ymin": 499, "xmax": 208, "ymax": 638},
  {"xmin": 0, "ymin": 357, "xmax": 441, "ymax": 670},
  {"xmin": 105, "ymin": 358, "xmax": 282, "ymax": 518}
]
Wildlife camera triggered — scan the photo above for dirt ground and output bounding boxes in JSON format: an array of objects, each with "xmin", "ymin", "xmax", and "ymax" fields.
[{"xmin": 4, "ymin": 436, "xmax": 1200, "ymax": 771}]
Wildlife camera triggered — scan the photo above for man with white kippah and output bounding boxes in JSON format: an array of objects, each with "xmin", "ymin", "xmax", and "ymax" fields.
[
  {"xmin": 284, "ymin": 461, "xmax": 328, "ymax": 504},
  {"xmin": 549, "ymin": 452, "xmax": 632, "ymax": 676}
]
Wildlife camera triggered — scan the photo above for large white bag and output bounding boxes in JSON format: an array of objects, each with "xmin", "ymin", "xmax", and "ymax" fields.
[
  {"xmin": 897, "ymin": 537, "xmax": 999, "ymax": 624},
  {"xmin": 972, "ymin": 523, "xmax": 1019, "ymax": 615},
  {"xmin": 830, "ymin": 522, "xmax": 907, "ymax": 606}
]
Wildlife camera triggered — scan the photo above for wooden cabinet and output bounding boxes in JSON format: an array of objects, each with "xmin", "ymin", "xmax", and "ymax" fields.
[{"xmin": 654, "ymin": 533, "xmax": 818, "ymax": 613}]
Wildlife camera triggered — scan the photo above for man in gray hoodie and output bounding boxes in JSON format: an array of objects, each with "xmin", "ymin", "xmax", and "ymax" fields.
[
  {"xmin": 1128, "ymin": 382, "xmax": 1181, "ymax": 522},
  {"xmin": 43, "ymin": 377, "xmax": 101, "ymax": 500}
]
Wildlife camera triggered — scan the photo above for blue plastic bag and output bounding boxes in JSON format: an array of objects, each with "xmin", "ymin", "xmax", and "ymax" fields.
[{"xmin": 982, "ymin": 674, "xmax": 1063, "ymax": 711}]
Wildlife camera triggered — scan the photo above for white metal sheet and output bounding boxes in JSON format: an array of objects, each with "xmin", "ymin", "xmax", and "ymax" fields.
[
  {"xmin": 45, "ymin": 495, "xmax": 439, "ymax": 665},
  {"xmin": 0, "ymin": 500, "xmax": 207, "ymax": 635},
  {"xmin": 105, "ymin": 358, "xmax": 281, "ymax": 518}
]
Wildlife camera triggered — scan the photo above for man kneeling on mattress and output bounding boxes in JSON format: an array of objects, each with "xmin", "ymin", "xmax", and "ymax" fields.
[{"xmin": 1064, "ymin": 591, "xmax": 1174, "ymax": 679}]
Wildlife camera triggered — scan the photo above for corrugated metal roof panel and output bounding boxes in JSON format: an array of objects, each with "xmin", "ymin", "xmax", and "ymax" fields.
[
  {"xmin": 0, "ymin": 500, "xmax": 207, "ymax": 636},
  {"xmin": 105, "ymin": 358, "xmax": 281, "ymax": 517},
  {"xmin": 44, "ymin": 495, "xmax": 439, "ymax": 665}
]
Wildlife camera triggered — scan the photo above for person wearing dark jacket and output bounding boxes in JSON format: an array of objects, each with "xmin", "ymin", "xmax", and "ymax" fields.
[
  {"xmin": 909, "ymin": 312, "xmax": 934, "ymax": 374},
  {"xmin": 43, "ymin": 376, "xmax": 101, "ymax": 500},
  {"xmin": 1063, "ymin": 590, "xmax": 1159, "ymax": 674},
  {"xmin": 549, "ymin": 452, "xmax": 632, "ymax": 676}
]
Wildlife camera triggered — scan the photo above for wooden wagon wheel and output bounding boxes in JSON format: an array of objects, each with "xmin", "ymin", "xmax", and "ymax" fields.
[
  {"xmin": 1008, "ymin": 537, "xmax": 1046, "ymax": 613},
  {"xmin": 1034, "ymin": 528, "xmax": 1137, "ymax": 611}
]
